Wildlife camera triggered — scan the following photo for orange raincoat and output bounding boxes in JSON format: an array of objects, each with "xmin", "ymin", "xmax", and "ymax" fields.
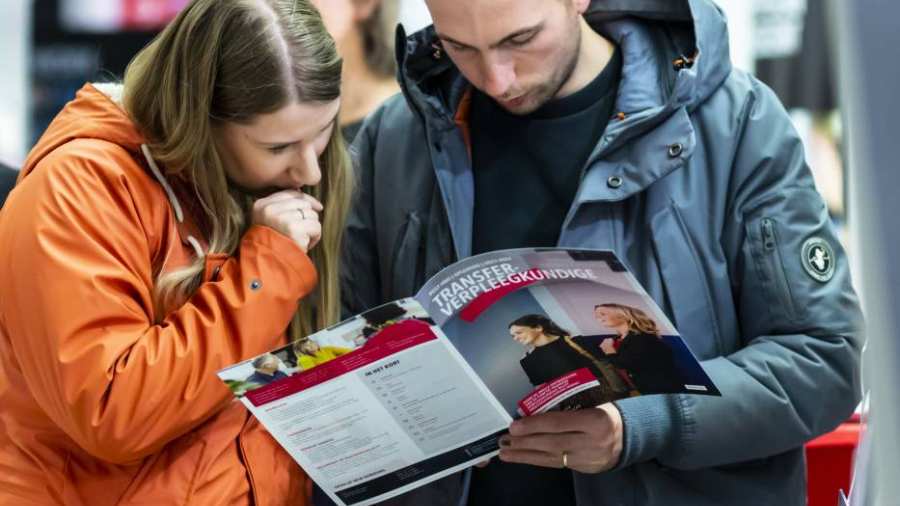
[{"xmin": 0, "ymin": 84, "xmax": 314, "ymax": 505}]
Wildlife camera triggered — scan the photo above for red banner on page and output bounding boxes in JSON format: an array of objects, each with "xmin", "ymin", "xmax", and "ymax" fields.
[
  {"xmin": 245, "ymin": 319, "xmax": 436, "ymax": 407},
  {"xmin": 458, "ymin": 268, "xmax": 543, "ymax": 322},
  {"xmin": 517, "ymin": 368, "xmax": 599, "ymax": 416}
]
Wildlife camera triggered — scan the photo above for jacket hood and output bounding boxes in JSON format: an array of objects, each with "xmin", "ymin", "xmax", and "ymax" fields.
[
  {"xmin": 21, "ymin": 83, "xmax": 145, "ymax": 181},
  {"xmin": 19, "ymin": 83, "xmax": 203, "ymax": 255},
  {"xmin": 395, "ymin": 0, "xmax": 732, "ymax": 128}
]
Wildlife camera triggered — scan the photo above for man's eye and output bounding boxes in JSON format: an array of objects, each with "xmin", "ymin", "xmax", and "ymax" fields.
[
  {"xmin": 268, "ymin": 145, "xmax": 290, "ymax": 154},
  {"xmin": 447, "ymin": 42, "xmax": 470, "ymax": 52},
  {"xmin": 509, "ymin": 33, "xmax": 536, "ymax": 46}
]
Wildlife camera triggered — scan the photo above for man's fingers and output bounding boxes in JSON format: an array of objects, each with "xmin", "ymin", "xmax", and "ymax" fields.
[
  {"xmin": 498, "ymin": 448, "xmax": 565, "ymax": 469},
  {"xmin": 508, "ymin": 412, "xmax": 571, "ymax": 436},
  {"xmin": 501, "ymin": 432, "xmax": 582, "ymax": 454},
  {"xmin": 499, "ymin": 406, "xmax": 623, "ymax": 474},
  {"xmin": 509, "ymin": 409, "xmax": 606, "ymax": 436},
  {"xmin": 500, "ymin": 445, "xmax": 614, "ymax": 473}
]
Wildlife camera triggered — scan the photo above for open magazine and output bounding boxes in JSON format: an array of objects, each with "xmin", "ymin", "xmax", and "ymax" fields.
[{"xmin": 217, "ymin": 248, "xmax": 720, "ymax": 506}]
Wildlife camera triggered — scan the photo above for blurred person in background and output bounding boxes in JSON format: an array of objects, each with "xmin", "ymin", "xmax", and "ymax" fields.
[
  {"xmin": 312, "ymin": 0, "xmax": 400, "ymax": 142},
  {"xmin": 0, "ymin": 162, "xmax": 16, "ymax": 208},
  {"xmin": 0, "ymin": 0, "xmax": 352, "ymax": 504},
  {"xmin": 752, "ymin": 0, "xmax": 846, "ymax": 228}
]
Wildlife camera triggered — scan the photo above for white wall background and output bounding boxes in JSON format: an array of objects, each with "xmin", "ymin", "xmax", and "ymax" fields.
[
  {"xmin": 399, "ymin": 0, "xmax": 431, "ymax": 33},
  {"xmin": 0, "ymin": 1, "xmax": 30, "ymax": 167},
  {"xmin": 714, "ymin": 0, "xmax": 755, "ymax": 73}
]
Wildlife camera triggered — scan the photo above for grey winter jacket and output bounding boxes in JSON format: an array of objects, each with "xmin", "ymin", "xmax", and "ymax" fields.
[{"xmin": 341, "ymin": 0, "xmax": 863, "ymax": 504}]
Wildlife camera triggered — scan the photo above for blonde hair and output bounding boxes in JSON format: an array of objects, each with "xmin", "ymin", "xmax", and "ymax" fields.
[
  {"xmin": 124, "ymin": 0, "xmax": 352, "ymax": 340},
  {"xmin": 294, "ymin": 338, "xmax": 319, "ymax": 357},
  {"xmin": 595, "ymin": 303, "xmax": 660, "ymax": 336}
]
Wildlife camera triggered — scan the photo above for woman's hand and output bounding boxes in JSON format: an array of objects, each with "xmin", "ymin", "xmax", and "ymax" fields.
[
  {"xmin": 498, "ymin": 403, "xmax": 623, "ymax": 474},
  {"xmin": 251, "ymin": 190, "xmax": 323, "ymax": 252},
  {"xmin": 600, "ymin": 338, "xmax": 617, "ymax": 355}
]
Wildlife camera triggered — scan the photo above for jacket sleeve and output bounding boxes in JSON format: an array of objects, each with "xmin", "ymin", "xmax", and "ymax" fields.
[
  {"xmin": 341, "ymin": 107, "xmax": 387, "ymax": 318},
  {"xmin": 0, "ymin": 145, "xmax": 317, "ymax": 465},
  {"xmin": 614, "ymin": 77, "xmax": 863, "ymax": 470}
]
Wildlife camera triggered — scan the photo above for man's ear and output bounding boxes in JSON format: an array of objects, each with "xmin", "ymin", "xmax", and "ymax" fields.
[
  {"xmin": 353, "ymin": 0, "xmax": 381, "ymax": 22},
  {"xmin": 573, "ymin": 0, "xmax": 591, "ymax": 15}
]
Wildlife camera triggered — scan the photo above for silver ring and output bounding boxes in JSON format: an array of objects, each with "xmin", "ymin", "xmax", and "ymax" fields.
[{"xmin": 562, "ymin": 452, "xmax": 569, "ymax": 468}]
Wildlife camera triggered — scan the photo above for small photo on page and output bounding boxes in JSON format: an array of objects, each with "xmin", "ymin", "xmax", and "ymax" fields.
[
  {"xmin": 218, "ymin": 299, "xmax": 436, "ymax": 397},
  {"xmin": 219, "ymin": 351, "xmax": 293, "ymax": 398}
]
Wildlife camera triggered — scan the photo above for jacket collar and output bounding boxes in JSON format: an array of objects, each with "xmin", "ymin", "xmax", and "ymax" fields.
[{"xmin": 392, "ymin": 0, "xmax": 730, "ymax": 258}]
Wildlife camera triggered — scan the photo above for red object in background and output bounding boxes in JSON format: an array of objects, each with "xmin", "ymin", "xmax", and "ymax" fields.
[
  {"xmin": 122, "ymin": 0, "xmax": 189, "ymax": 30},
  {"xmin": 805, "ymin": 417, "xmax": 860, "ymax": 506},
  {"xmin": 60, "ymin": 0, "xmax": 190, "ymax": 32}
]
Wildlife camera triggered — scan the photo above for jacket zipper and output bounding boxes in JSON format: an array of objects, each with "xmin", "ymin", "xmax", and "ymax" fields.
[
  {"xmin": 238, "ymin": 419, "xmax": 261, "ymax": 506},
  {"xmin": 760, "ymin": 218, "xmax": 796, "ymax": 320}
]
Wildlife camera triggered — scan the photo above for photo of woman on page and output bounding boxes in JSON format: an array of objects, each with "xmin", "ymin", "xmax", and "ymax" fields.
[
  {"xmin": 594, "ymin": 303, "xmax": 687, "ymax": 394},
  {"xmin": 287, "ymin": 338, "xmax": 353, "ymax": 370},
  {"xmin": 510, "ymin": 314, "xmax": 632, "ymax": 410}
]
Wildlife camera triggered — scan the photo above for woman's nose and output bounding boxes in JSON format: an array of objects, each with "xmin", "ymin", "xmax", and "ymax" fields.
[{"xmin": 289, "ymin": 144, "xmax": 322, "ymax": 187}]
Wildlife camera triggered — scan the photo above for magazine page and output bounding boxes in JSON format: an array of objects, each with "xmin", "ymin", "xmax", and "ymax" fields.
[
  {"xmin": 217, "ymin": 298, "xmax": 511, "ymax": 506},
  {"xmin": 415, "ymin": 248, "xmax": 720, "ymax": 417}
]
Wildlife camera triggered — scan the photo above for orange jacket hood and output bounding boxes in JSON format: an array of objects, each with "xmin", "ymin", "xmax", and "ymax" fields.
[{"xmin": 22, "ymin": 83, "xmax": 145, "ymax": 182}]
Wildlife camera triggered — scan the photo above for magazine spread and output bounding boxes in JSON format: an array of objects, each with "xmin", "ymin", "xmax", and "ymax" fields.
[{"xmin": 217, "ymin": 248, "xmax": 720, "ymax": 506}]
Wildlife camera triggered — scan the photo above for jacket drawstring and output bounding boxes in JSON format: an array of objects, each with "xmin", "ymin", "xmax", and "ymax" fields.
[{"xmin": 140, "ymin": 144, "xmax": 205, "ymax": 259}]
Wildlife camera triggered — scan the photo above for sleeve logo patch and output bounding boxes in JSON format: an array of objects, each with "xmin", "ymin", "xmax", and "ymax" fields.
[{"xmin": 801, "ymin": 237, "xmax": 835, "ymax": 282}]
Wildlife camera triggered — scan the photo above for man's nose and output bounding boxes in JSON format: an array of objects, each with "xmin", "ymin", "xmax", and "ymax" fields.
[{"xmin": 481, "ymin": 56, "xmax": 516, "ymax": 99}]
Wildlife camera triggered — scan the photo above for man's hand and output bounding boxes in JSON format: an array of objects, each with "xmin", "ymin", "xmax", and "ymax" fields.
[{"xmin": 498, "ymin": 403, "xmax": 623, "ymax": 474}]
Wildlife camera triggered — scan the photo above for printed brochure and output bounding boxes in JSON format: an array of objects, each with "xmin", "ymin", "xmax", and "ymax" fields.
[{"xmin": 217, "ymin": 248, "xmax": 720, "ymax": 506}]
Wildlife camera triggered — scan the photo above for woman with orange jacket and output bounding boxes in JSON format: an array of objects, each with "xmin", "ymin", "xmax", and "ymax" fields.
[{"xmin": 0, "ymin": 1, "xmax": 352, "ymax": 504}]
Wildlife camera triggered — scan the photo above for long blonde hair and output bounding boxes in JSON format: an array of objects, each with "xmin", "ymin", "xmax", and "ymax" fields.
[
  {"xmin": 123, "ymin": 0, "xmax": 352, "ymax": 340},
  {"xmin": 595, "ymin": 303, "xmax": 660, "ymax": 336}
]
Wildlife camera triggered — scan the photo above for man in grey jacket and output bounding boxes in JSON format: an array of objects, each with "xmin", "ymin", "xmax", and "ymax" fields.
[{"xmin": 341, "ymin": 0, "xmax": 862, "ymax": 504}]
